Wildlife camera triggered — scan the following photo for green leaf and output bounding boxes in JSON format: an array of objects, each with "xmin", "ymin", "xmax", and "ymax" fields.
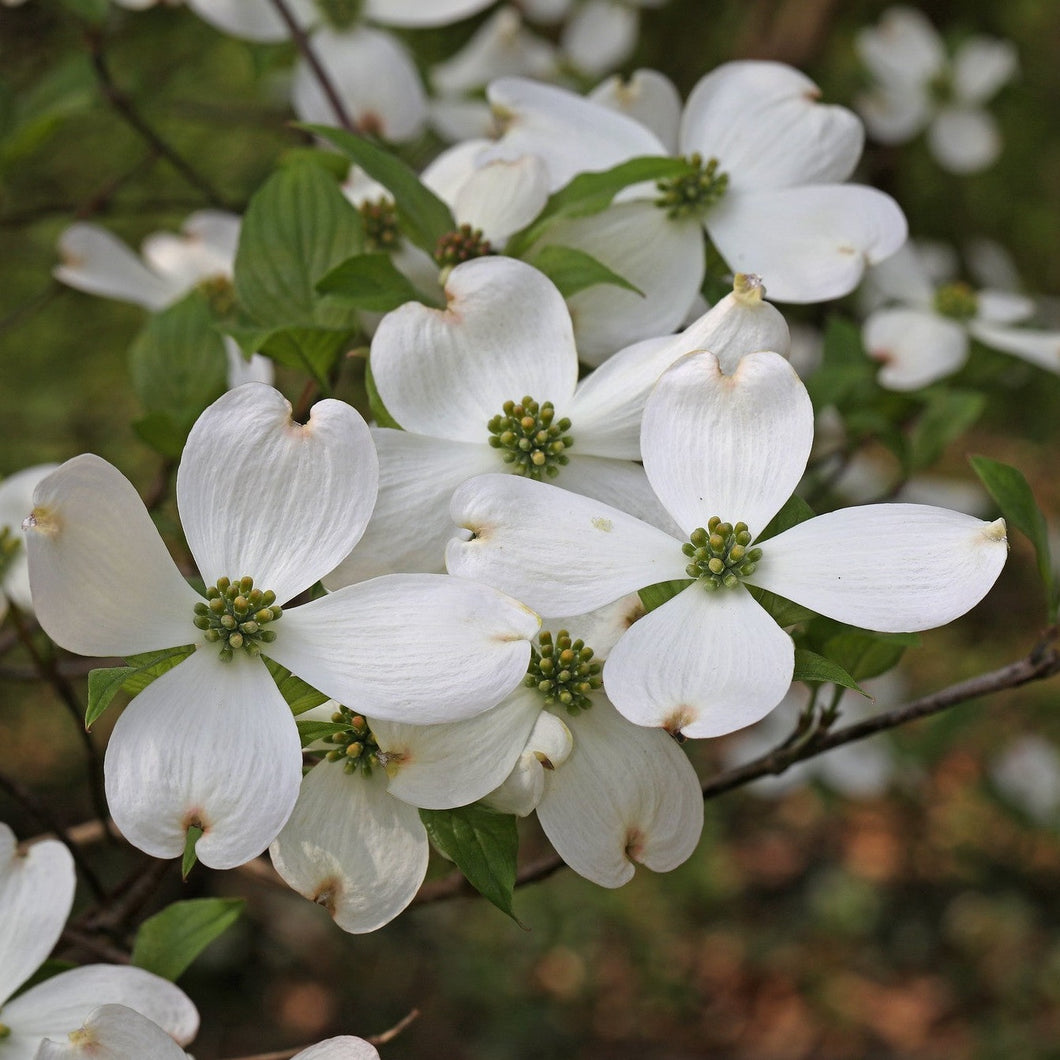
[
  {"xmin": 365, "ymin": 360, "xmax": 402, "ymax": 429},
  {"xmin": 304, "ymin": 125, "xmax": 455, "ymax": 253},
  {"xmin": 527, "ymin": 244, "xmax": 643, "ymax": 298},
  {"xmin": 58, "ymin": 0, "xmax": 110, "ymax": 22},
  {"xmin": 234, "ymin": 162, "xmax": 365, "ymax": 329},
  {"xmin": 907, "ymin": 388, "xmax": 986, "ymax": 472},
  {"xmin": 129, "ymin": 290, "xmax": 227, "ymax": 427},
  {"xmin": 316, "ymin": 252, "xmax": 432, "ymax": 312},
  {"xmin": 85, "ymin": 646, "xmax": 195, "ymax": 729},
  {"xmin": 131, "ymin": 898, "xmax": 244, "ymax": 981},
  {"xmin": 971, "ymin": 454, "xmax": 1055, "ymax": 619},
  {"xmin": 805, "ymin": 316, "xmax": 875, "ymax": 410},
  {"xmin": 132, "ymin": 412, "xmax": 187, "ymax": 459},
  {"xmin": 278, "ymin": 146, "xmax": 351, "ymax": 179},
  {"xmin": 505, "ymin": 156, "xmax": 692, "ymax": 258},
  {"xmin": 755, "ymin": 494, "xmax": 815, "ymax": 543},
  {"xmin": 638, "ymin": 579, "xmax": 693, "ymax": 615},
  {"xmin": 182, "ymin": 826, "xmax": 202, "ymax": 880},
  {"xmin": 419, "ymin": 805, "xmax": 521, "ymax": 923},
  {"xmin": 296, "ymin": 719, "xmax": 347, "ymax": 747},
  {"xmin": 821, "ymin": 629, "xmax": 919, "ymax": 683},
  {"xmin": 254, "ymin": 326, "xmax": 355, "ymax": 387},
  {"xmin": 744, "ymin": 585, "xmax": 817, "ymax": 627},
  {"xmin": 264, "ymin": 657, "xmax": 330, "ymax": 716},
  {"xmin": 792, "ymin": 648, "xmax": 867, "ymax": 696}
]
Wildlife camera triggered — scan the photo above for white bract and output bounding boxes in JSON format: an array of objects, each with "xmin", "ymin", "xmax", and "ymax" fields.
[
  {"xmin": 0, "ymin": 465, "xmax": 57, "ymax": 622},
  {"xmin": 0, "ymin": 827, "xmax": 198, "ymax": 1060},
  {"xmin": 447, "ymin": 350, "xmax": 1009, "ymax": 739},
  {"xmin": 54, "ymin": 211, "xmax": 271, "ymax": 389},
  {"xmin": 862, "ymin": 241, "xmax": 1060, "ymax": 389},
  {"xmin": 856, "ymin": 6, "xmax": 1018, "ymax": 174},
  {"xmin": 23, "ymin": 384, "xmax": 537, "ymax": 869},
  {"xmin": 325, "ymin": 258, "xmax": 788, "ymax": 583}
]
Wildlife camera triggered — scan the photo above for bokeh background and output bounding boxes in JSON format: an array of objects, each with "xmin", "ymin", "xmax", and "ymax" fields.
[{"xmin": 2, "ymin": 1, "xmax": 1060, "ymax": 1057}]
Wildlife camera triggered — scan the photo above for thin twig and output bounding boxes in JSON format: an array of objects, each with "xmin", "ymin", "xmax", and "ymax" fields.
[
  {"xmin": 85, "ymin": 29, "xmax": 232, "ymax": 208},
  {"xmin": 266, "ymin": 0, "xmax": 359, "ymax": 134},
  {"xmin": 60, "ymin": 924, "xmax": 131, "ymax": 965},
  {"xmin": 3, "ymin": 772, "xmax": 109, "ymax": 901}
]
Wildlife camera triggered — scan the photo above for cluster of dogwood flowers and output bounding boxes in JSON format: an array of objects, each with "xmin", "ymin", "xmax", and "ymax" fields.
[{"xmin": 21, "ymin": 252, "xmax": 1010, "ymax": 934}]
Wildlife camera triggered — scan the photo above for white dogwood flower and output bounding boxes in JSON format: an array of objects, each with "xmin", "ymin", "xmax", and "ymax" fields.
[
  {"xmin": 326, "ymin": 258, "xmax": 788, "ymax": 583},
  {"xmin": 448, "ymin": 350, "xmax": 1008, "ymax": 739},
  {"xmin": 23, "ymin": 384, "xmax": 537, "ymax": 869},
  {"xmin": 856, "ymin": 6, "xmax": 1018, "ymax": 174},
  {"xmin": 0, "ymin": 465, "xmax": 57, "ymax": 622},
  {"xmin": 862, "ymin": 241, "xmax": 1060, "ymax": 389},
  {"xmin": 0, "ymin": 826, "xmax": 198, "ymax": 1060}
]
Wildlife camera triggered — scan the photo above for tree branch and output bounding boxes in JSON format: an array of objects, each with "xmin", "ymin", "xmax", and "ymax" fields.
[{"xmin": 220, "ymin": 1008, "xmax": 419, "ymax": 1060}]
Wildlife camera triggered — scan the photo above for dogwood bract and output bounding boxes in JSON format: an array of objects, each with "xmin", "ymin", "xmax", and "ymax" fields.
[
  {"xmin": 447, "ymin": 350, "xmax": 1008, "ymax": 739},
  {"xmin": 0, "ymin": 826, "xmax": 198, "ymax": 1060},
  {"xmin": 22, "ymin": 384, "xmax": 538, "ymax": 869}
]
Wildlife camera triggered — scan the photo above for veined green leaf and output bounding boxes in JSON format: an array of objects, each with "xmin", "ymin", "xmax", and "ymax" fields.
[
  {"xmin": 316, "ymin": 252, "xmax": 435, "ymax": 312},
  {"xmin": 528, "ymin": 244, "xmax": 643, "ymax": 298},
  {"xmin": 792, "ymin": 648, "xmax": 868, "ymax": 696},
  {"xmin": 638, "ymin": 579, "xmax": 693, "ymax": 615},
  {"xmin": 131, "ymin": 898, "xmax": 244, "ymax": 981},
  {"xmin": 85, "ymin": 646, "xmax": 195, "ymax": 730},
  {"xmin": 264, "ymin": 657, "xmax": 330, "ymax": 716},
  {"xmin": 907, "ymin": 389, "xmax": 986, "ymax": 472}
]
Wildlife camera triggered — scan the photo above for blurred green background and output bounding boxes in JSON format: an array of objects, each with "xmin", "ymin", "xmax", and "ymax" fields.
[{"xmin": 2, "ymin": 1, "xmax": 1060, "ymax": 1057}]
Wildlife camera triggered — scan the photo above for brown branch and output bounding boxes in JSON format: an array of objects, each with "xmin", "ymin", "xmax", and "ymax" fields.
[
  {"xmin": 85, "ymin": 30, "xmax": 232, "ymax": 209},
  {"xmin": 220, "ymin": 1008, "xmax": 419, "ymax": 1060},
  {"xmin": 266, "ymin": 0, "xmax": 359, "ymax": 134}
]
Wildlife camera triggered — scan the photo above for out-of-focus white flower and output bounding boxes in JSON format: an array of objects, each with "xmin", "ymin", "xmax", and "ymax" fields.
[
  {"xmin": 990, "ymin": 735, "xmax": 1060, "ymax": 825},
  {"xmin": 448, "ymin": 350, "xmax": 1009, "ymax": 739},
  {"xmin": 23, "ymin": 384, "xmax": 537, "ymax": 869},
  {"xmin": 856, "ymin": 6, "xmax": 1018, "ymax": 174},
  {"xmin": 862, "ymin": 240, "xmax": 1060, "ymax": 389},
  {"xmin": 0, "ymin": 465, "xmax": 58, "ymax": 622},
  {"xmin": 54, "ymin": 212, "xmax": 272, "ymax": 389},
  {"xmin": 0, "ymin": 827, "xmax": 198, "ymax": 1060}
]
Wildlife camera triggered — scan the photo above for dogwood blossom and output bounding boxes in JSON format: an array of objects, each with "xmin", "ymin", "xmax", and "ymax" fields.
[
  {"xmin": 23, "ymin": 384, "xmax": 537, "ymax": 869},
  {"xmin": 862, "ymin": 241, "xmax": 1060, "ymax": 389},
  {"xmin": 447, "ymin": 350, "xmax": 1008, "ymax": 739},
  {"xmin": 54, "ymin": 212, "xmax": 271, "ymax": 388},
  {"xmin": 0, "ymin": 826, "xmax": 198, "ymax": 1060},
  {"xmin": 325, "ymin": 259, "xmax": 789, "ymax": 583},
  {"xmin": 856, "ymin": 6, "xmax": 1018, "ymax": 174},
  {"xmin": 0, "ymin": 465, "xmax": 57, "ymax": 622}
]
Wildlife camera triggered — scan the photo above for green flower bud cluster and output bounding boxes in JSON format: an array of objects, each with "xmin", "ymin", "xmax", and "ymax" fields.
[
  {"xmin": 435, "ymin": 224, "xmax": 493, "ymax": 267},
  {"xmin": 193, "ymin": 576, "xmax": 281, "ymax": 662},
  {"xmin": 324, "ymin": 705, "xmax": 381, "ymax": 776},
  {"xmin": 197, "ymin": 274, "xmax": 236, "ymax": 318},
  {"xmin": 315, "ymin": 0, "xmax": 364, "ymax": 30},
  {"xmin": 488, "ymin": 397, "xmax": 574, "ymax": 480},
  {"xmin": 655, "ymin": 153, "xmax": 729, "ymax": 219},
  {"xmin": 525, "ymin": 630, "xmax": 603, "ymax": 715},
  {"xmin": 360, "ymin": 198, "xmax": 400, "ymax": 252},
  {"xmin": 0, "ymin": 1023, "xmax": 10, "ymax": 1040},
  {"xmin": 0, "ymin": 524, "xmax": 21, "ymax": 583},
  {"xmin": 933, "ymin": 281, "xmax": 979, "ymax": 321},
  {"xmin": 684, "ymin": 517, "xmax": 763, "ymax": 590}
]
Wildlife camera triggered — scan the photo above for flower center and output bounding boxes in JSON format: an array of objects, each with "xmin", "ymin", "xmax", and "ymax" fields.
[
  {"xmin": 315, "ymin": 0, "xmax": 364, "ymax": 30},
  {"xmin": 323, "ymin": 705, "xmax": 383, "ymax": 775},
  {"xmin": 193, "ymin": 576, "xmax": 281, "ymax": 662},
  {"xmin": 933, "ymin": 282, "xmax": 978, "ymax": 321},
  {"xmin": 683, "ymin": 517, "xmax": 763, "ymax": 590},
  {"xmin": 0, "ymin": 523, "xmax": 22, "ymax": 584},
  {"xmin": 0, "ymin": 1023, "xmax": 10, "ymax": 1039},
  {"xmin": 655, "ymin": 153, "xmax": 729, "ymax": 219},
  {"xmin": 487, "ymin": 396, "xmax": 574, "ymax": 480},
  {"xmin": 435, "ymin": 224, "xmax": 494, "ymax": 268},
  {"xmin": 524, "ymin": 630, "xmax": 602, "ymax": 715},
  {"xmin": 360, "ymin": 198, "xmax": 400, "ymax": 252}
]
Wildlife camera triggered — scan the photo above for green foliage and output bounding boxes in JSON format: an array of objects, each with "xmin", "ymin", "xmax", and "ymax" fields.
[
  {"xmin": 85, "ymin": 646, "xmax": 195, "ymax": 729},
  {"xmin": 263, "ymin": 657, "xmax": 330, "ymax": 716},
  {"xmin": 527, "ymin": 244, "xmax": 643, "ymax": 298},
  {"xmin": 182, "ymin": 825, "xmax": 203, "ymax": 880},
  {"xmin": 296, "ymin": 719, "xmax": 348, "ymax": 747},
  {"xmin": 756, "ymin": 494, "xmax": 815, "ymax": 542},
  {"xmin": 792, "ymin": 648, "xmax": 867, "ymax": 696},
  {"xmin": 316, "ymin": 252, "xmax": 435, "ymax": 311},
  {"xmin": 906, "ymin": 388, "xmax": 986, "ymax": 472},
  {"xmin": 638, "ymin": 578, "xmax": 693, "ymax": 615},
  {"xmin": 131, "ymin": 898, "xmax": 244, "ymax": 981},
  {"xmin": 365, "ymin": 360, "xmax": 402, "ymax": 429},
  {"xmin": 304, "ymin": 125, "xmax": 455, "ymax": 253},
  {"xmin": 805, "ymin": 316, "xmax": 877, "ymax": 411},
  {"xmin": 971, "ymin": 454, "xmax": 1057, "ymax": 620},
  {"xmin": 420, "ymin": 805, "xmax": 521, "ymax": 923}
]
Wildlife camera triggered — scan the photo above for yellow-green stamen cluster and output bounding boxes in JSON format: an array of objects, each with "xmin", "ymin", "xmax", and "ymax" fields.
[
  {"xmin": 197, "ymin": 274, "xmax": 236, "ymax": 317},
  {"xmin": 0, "ymin": 524, "xmax": 21, "ymax": 584},
  {"xmin": 360, "ymin": 198, "xmax": 400, "ymax": 252},
  {"xmin": 525, "ymin": 630, "xmax": 602, "ymax": 715},
  {"xmin": 324, "ymin": 705, "xmax": 381, "ymax": 775},
  {"xmin": 488, "ymin": 397, "xmax": 573, "ymax": 480},
  {"xmin": 315, "ymin": 0, "xmax": 363, "ymax": 30},
  {"xmin": 684, "ymin": 517, "xmax": 763, "ymax": 590},
  {"xmin": 435, "ymin": 224, "xmax": 493, "ymax": 267},
  {"xmin": 0, "ymin": 1023, "xmax": 10, "ymax": 1039},
  {"xmin": 193, "ymin": 576, "xmax": 281, "ymax": 662},
  {"xmin": 933, "ymin": 282, "xmax": 979, "ymax": 321},
  {"xmin": 655, "ymin": 153, "xmax": 729, "ymax": 219}
]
